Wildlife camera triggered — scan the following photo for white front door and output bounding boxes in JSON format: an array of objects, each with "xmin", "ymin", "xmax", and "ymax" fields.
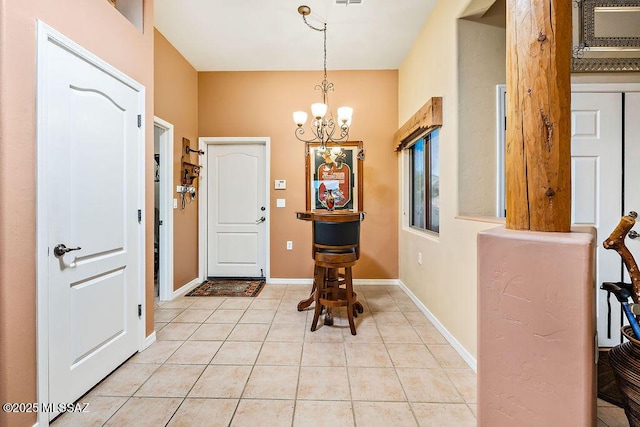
[
  {"xmin": 38, "ymin": 25, "xmax": 143, "ymax": 414},
  {"xmin": 571, "ymin": 92, "xmax": 623, "ymax": 347},
  {"xmin": 207, "ymin": 144, "xmax": 267, "ymax": 277}
]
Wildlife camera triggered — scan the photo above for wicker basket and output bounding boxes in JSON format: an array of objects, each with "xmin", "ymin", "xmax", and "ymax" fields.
[{"xmin": 608, "ymin": 325, "xmax": 640, "ymax": 426}]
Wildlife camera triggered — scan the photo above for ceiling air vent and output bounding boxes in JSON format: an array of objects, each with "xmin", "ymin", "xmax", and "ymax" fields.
[{"xmin": 336, "ymin": 0, "xmax": 362, "ymax": 4}]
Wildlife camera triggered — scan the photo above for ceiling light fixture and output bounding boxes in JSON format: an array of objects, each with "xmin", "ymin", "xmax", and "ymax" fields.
[{"xmin": 293, "ymin": 5, "xmax": 353, "ymax": 152}]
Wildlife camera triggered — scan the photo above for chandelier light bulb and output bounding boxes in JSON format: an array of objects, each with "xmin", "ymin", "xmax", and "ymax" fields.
[
  {"xmin": 337, "ymin": 106, "xmax": 353, "ymax": 124},
  {"xmin": 311, "ymin": 103, "xmax": 328, "ymax": 120},
  {"xmin": 293, "ymin": 111, "xmax": 308, "ymax": 126}
]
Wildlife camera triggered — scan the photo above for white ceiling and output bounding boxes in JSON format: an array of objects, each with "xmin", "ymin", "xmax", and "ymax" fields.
[{"xmin": 154, "ymin": 0, "xmax": 438, "ymax": 72}]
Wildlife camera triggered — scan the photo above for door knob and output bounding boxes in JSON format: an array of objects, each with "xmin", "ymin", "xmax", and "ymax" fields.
[
  {"xmin": 53, "ymin": 244, "xmax": 82, "ymax": 257},
  {"xmin": 630, "ymin": 231, "xmax": 639, "ymax": 240},
  {"xmin": 256, "ymin": 216, "xmax": 266, "ymax": 224}
]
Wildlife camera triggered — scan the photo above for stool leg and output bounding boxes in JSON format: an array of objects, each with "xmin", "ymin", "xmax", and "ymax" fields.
[
  {"xmin": 324, "ymin": 268, "xmax": 337, "ymax": 326},
  {"xmin": 298, "ymin": 265, "xmax": 318, "ymax": 311},
  {"xmin": 311, "ymin": 266, "xmax": 325, "ymax": 332},
  {"xmin": 345, "ymin": 267, "xmax": 356, "ymax": 335}
]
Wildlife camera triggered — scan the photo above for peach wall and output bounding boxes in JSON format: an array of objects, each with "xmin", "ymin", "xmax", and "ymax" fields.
[
  {"xmin": 0, "ymin": 1, "xmax": 154, "ymax": 425},
  {"xmin": 478, "ymin": 227, "xmax": 596, "ymax": 426},
  {"xmin": 154, "ymin": 29, "xmax": 199, "ymax": 290},
  {"xmin": 198, "ymin": 71, "xmax": 398, "ymax": 279},
  {"xmin": 398, "ymin": 0, "xmax": 499, "ymax": 363}
]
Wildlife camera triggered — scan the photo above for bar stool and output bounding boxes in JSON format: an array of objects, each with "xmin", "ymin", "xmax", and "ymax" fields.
[{"xmin": 310, "ymin": 212, "xmax": 363, "ymax": 335}]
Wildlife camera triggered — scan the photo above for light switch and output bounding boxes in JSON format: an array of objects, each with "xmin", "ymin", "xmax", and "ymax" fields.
[
  {"xmin": 173, "ymin": 199, "xmax": 178, "ymax": 209},
  {"xmin": 276, "ymin": 198, "xmax": 286, "ymax": 208},
  {"xmin": 274, "ymin": 179, "xmax": 287, "ymax": 190}
]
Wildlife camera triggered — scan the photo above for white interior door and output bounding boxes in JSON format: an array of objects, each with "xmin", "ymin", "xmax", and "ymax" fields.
[
  {"xmin": 39, "ymin": 26, "xmax": 143, "ymax": 413},
  {"xmin": 207, "ymin": 144, "xmax": 267, "ymax": 277},
  {"xmin": 571, "ymin": 92, "xmax": 623, "ymax": 347},
  {"xmin": 154, "ymin": 118, "xmax": 174, "ymax": 301},
  {"xmin": 625, "ymin": 93, "xmax": 640, "ymax": 313}
]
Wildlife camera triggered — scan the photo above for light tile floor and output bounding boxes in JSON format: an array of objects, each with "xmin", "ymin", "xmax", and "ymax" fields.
[
  {"xmin": 598, "ymin": 398, "xmax": 629, "ymax": 427},
  {"xmin": 52, "ymin": 284, "xmax": 628, "ymax": 426}
]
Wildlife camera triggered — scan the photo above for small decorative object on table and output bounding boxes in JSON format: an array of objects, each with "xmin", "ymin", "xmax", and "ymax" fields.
[{"xmin": 324, "ymin": 189, "xmax": 335, "ymax": 211}]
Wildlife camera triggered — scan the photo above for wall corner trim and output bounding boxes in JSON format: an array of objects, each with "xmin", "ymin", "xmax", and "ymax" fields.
[
  {"xmin": 398, "ymin": 280, "xmax": 477, "ymax": 372},
  {"xmin": 170, "ymin": 277, "xmax": 201, "ymax": 300},
  {"xmin": 143, "ymin": 331, "xmax": 156, "ymax": 350}
]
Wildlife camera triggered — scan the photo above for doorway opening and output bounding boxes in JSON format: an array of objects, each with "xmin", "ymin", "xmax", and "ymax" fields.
[{"xmin": 154, "ymin": 117, "xmax": 174, "ymax": 301}]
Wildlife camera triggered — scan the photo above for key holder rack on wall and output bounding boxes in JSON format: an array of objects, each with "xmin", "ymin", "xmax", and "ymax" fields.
[
  {"xmin": 181, "ymin": 137, "xmax": 202, "ymax": 186},
  {"xmin": 177, "ymin": 137, "xmax": 203, "ymax": 210}
]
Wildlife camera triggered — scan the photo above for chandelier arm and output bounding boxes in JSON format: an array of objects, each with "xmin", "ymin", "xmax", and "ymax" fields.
[
  {"xmin": 324, "ymin": 119, "xmax": 350, "ymax": 144},
  {"xmin": 325, "ymin": 120, "xmax": 342, "ymax": 144},
  {"xmin": 295, "ymin": 127, "xmax": 321, "ymax": 144},
  {"xmin": 327, "ymin": 128, "xmax": 349, "ymax": 144}
]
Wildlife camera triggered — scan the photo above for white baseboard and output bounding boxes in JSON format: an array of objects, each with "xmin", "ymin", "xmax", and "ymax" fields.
[
  {"xmin": 267, "ymin": 278, "xmax": 313, "ymax": 285},
  {"xmin": 143, "ymin": 331, "xmax": 156, "ymax": 350},
  {"xmin": 398, "ymin": 280, "xmax": 477, "ymax": 372},
  {"xmin": 354, "ymin": 279, "xmax": 399, "ymax": 286},
  {"xmin": 172, "ymin": 277, "xmax": 201, "ymax": 299},
  {"xmin": 267, "ymin": 278, "xmax": 400, "ymax": 286}
]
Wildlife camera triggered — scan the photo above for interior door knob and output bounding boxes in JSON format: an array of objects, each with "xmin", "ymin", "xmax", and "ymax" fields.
[
  {"xmin": 53, "ymin": 244, "xmax": 82, "ymax": 257},
  {"xmin": 256, "ymin": 216, "xmax": 266, "ymax": 224},
  {"xmin": 630, "ymin": 231, "xmax": 639, "ymax": 240}
]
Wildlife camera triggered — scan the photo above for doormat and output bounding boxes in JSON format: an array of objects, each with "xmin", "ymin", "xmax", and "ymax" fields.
[
  {"xmin": 599, "ymin": 349, "xmax": 623, "ymax": 408},
  {"xmin": 186, "ymin": 277, "xmax": 265, "ymax": 297}
]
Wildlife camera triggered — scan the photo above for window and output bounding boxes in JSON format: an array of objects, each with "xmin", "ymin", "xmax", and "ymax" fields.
[{"xmin": 409, "ymin": 129, "xmax": 439, "ymax": 233}]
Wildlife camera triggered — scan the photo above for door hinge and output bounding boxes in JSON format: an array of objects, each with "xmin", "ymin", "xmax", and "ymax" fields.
[
  {"xmin": 137, "ymin": 114, "xmax": 142, "ymax": 128},
  {"xmin": 138, "ymin": 304, "xmax": 142, "ymax": 317},
  {"xmin": 138, "ymin": 209, "xmax": 142, "ymax": 223}
]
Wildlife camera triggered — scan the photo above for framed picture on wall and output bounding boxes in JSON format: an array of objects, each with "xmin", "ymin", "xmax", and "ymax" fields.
[
  {"xmin": 572, "ymin": 0, "xmax": 640, "ymax": 72},
  {"xmin": 305, "ymin": 141, "xmax": 364, "ymax": 211}
]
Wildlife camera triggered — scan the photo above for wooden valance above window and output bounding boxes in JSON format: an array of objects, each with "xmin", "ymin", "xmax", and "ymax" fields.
[{"xmin": 393, "ymin": 97, "xmax": 442, "ymax": 151}]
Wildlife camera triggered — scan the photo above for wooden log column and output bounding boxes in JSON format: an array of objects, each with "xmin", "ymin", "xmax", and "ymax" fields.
[
  {"xmin": 505, "ymin": 0, "xmax": 572, "ymax": 231},
  {"xmin": 478, "ymin": 3, "xmax": 595, "ymax": 425}
]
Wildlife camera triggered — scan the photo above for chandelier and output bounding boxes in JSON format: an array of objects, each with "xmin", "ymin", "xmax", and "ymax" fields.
[{"xmin": 293, "ymin": 5, "xmax": 353, "ymax": 151}]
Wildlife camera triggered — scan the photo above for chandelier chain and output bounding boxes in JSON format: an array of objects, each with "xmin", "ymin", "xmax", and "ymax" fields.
[
  {"xmin": 302, "ymin": 15, "xmax": 329, "ymax": 85},
  {"xmin": 294, "ymin": 6, "xmax": 352, "ymax": 150}
]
